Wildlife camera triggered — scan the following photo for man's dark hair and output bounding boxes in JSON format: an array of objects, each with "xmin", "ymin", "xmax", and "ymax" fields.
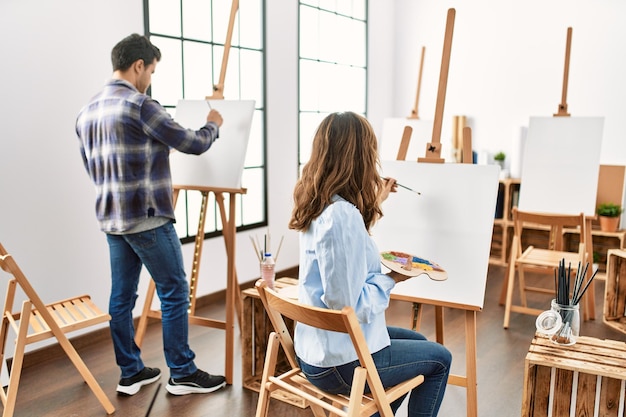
[{"xmin": 111, "ymin": 33, "xmax": 162, "ymax": 71}]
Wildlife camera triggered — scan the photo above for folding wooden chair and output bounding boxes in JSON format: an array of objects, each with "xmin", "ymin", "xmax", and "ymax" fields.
[
  {"xmin": 254, "ymin": 279, "xmax": 424, "ymax": 417},
  {"xmin": 0, "ymin": 243, "xmax": 114, "ymax": 417},
  {"xmin": 502, "ymin": 208, "xmax": 588, "ymax": 329}
]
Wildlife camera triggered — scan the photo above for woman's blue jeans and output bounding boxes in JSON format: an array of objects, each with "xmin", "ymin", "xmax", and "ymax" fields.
[
  {"xmin": 106, "ymin": 222, "xmax": 197, "ymax": 379},
  {"xmin": 298, "ymin": 326, "xmax": 451, "ymax": 417}
]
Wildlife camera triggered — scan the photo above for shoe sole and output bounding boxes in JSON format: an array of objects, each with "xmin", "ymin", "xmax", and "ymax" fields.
[
  {"xmin": 116, "ymin": 373, "xmax": 161, "ymax": 396},
  {"xmin": 165, "ymin": 381, "xmax": 226, "ymax": 396}
]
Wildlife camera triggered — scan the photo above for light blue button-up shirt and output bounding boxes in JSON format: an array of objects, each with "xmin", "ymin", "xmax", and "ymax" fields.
[{"xmin": 295, "ymin": 195, "xmax": 396, "ymax": 367}]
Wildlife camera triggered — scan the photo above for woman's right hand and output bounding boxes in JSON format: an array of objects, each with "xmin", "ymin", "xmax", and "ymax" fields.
[{"xmin": 379, "ymin": 177, "xmax": 398, "ymax": 203}]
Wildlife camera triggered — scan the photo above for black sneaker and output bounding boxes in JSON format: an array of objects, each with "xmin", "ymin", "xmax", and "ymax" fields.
[
  {"xmin": 116, "ymin": 367, "xmax": 161, "ymax": 396},
  {"xmin": 166, "ymin": 369, "xmax": 226, "ymax": 395}
]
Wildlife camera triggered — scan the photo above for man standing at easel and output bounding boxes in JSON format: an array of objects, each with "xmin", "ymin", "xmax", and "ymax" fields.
[{"xmin": 75, "ymin": 33, "xmax": 226, "ymax": 397}]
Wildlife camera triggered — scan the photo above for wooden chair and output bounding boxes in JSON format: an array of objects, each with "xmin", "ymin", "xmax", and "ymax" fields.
[
  {"xmin": 502, "ymin": 208, "xmax": 587, "ymax": 329},
  {"xmin": 254, "ymin": 279, "xmax": 424, "ymax": 417},
  {"xmin": 0, "ymin": 243, "xmax": 115, "ymax": 417}
]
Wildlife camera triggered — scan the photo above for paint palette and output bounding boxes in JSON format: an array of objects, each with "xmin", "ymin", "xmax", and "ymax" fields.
[{"xmin": 380, "ymin": 251, "xmax": 448, "ymax": 281}]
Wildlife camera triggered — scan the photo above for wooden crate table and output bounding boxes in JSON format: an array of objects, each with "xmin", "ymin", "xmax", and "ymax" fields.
[
  {"xmin": 605, "ymin": 249, "xmax": 626, "ymax": 334},
  {"xmin": 522, "ymin": 334, "xmax": 626, "ymax": 416},
  {"xmin": 240, "ymin": 277, "xmax": 306, "ymax": 407}
]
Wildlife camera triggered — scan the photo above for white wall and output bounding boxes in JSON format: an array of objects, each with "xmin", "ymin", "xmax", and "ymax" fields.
[
  {"xmin": 0, "ymin": 0, "xmax": 147, "ymax": 343},
  {"xmin": 0, "ymin": 1, "xmax": 624, "ymax": 348}
]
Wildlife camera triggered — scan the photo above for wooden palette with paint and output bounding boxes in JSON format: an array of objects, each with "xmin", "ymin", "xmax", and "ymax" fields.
[{"xmin": 380, "ymin": 251, "xmax": 448, "ymax": 281}]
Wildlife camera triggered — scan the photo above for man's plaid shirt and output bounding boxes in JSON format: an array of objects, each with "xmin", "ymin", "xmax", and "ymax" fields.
[{"xmin": 76, "ymin": 79, "xmax": 219, "ymax": 233}]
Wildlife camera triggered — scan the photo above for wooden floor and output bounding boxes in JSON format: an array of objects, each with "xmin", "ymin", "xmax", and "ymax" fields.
[{"xmin": 4, "ymin": 264, "xmax": 624, "ymax": 417}]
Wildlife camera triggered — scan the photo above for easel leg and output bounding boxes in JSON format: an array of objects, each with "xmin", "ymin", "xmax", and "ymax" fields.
[
  {"xmin": 215, "ymin": 192, "xmax": 241, "ymax": 384},
  {"xmin": 215, "ymin": 193, "xmax": 244, "ymax": 330},
  {"xmin": 465, "ymin": 310, "xmax": 478, "ymax": 417},
  {"xmin": 435, "ymin": 306, "xmax": 444, "ymax": 344}
]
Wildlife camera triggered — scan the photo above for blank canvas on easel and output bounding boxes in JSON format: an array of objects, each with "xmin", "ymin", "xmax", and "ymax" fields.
[
  {"xmin": 372, "ymin": 161, "xmax": 500, "ymax": 309},
  {"xmin": 170, "ymin": 99, "xmax": 255, "ymax": 189},
  {"xmin": 518, "ymin": 116, "xmax": 603, "ymax": 216}
]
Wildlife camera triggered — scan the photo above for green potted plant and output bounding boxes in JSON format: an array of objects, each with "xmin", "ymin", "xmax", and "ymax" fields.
[
  {"xmin": 596, "ymin": 202, "xmax": 623, "ymax": 232},
  {"xmin": 494, "ymin": 151, "xmax": 506, "ymax": 167},
  {"xmin": 493, "ymin": 151, "xmax": 507, "ymax": 179}
]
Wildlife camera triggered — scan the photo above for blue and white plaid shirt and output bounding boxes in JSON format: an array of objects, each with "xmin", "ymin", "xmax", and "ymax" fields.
[{"xmin": 76, "ymin": 79, "xmax": 219, "ymax": 233}]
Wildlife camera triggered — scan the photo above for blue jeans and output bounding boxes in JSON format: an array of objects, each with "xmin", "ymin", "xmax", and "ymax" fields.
[
  {"xmin": 106, "ymin": 221, "xmax": 197, "ymax": 379},
  {"xmin": 298, "ymin": 326, "xmax": 451, "ymax": 417}
]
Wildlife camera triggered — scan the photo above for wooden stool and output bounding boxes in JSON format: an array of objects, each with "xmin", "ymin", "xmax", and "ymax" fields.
[{"xmin": 241, "ymin": 277, "xmax": 304, "ymax": 408}]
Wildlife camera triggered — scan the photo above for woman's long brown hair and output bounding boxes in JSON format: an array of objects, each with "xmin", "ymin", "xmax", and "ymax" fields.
[{"xmin": 289, "ymin": 112, "xmax": 384, "ymax": 232}]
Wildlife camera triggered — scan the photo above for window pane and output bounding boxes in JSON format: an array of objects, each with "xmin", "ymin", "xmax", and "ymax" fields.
[
  {"xmin": 299, "ymin": 6, "xmax": 320, "ymax": 60},
  {"xmin": 183, "ymin": 0, "xmax": 213, "ymax": 41},
  {"xmin": 318, "ymin": 10, "xmax": 342, "ymax": 63},
  {"xmin": 150, "ymin": 37, "xmax": 183, "ymax": 107},
  {"xmin": 336, "ymin": 1, "xmax": 366, "ymax": 19},
  {"xmin": 245, "ymin": 110, "xmax": 264, "ymax": 167},
  {"xmin": 318, "ymin": 0, "xmax": 337, "ymax": 12},
  {"xmin": 299, "ymin": 60, "xmax": 320, "ymax": 111},
  {"xmin": 341, "ymin": 18, "xmax": 366, "ymax": 66},
  {"xmin": 300, "ymin": 60, "xmax": 366, "ymax": 114},
  {"xmin": 183, "ymin": 41, "xmax": 214, "ymax": 99},
  {"xmin": 299, "ymin": 112, "xmax": 326, "ymax": 165},
  {"xmin": 318, "ymin": 64, "xmax": 365, "ymax": 112},
  {"xmin": 213, "ymin": 0, "xmax": 240, "ymax": 47},
  {"xmin": 148, "ymin": 0, "xmax": 181, "ymax": 36},
  {"xmin": 350, "ymin": 1, "xmax": 366, "ymax": 20},
  {"xmin": 240, "ymin": 0, "xmax": 263, "ymax": 49},
  {"xmin": 240, "ymin": 49, "xmax": 263, "ymax": 103},
  {"xmin": 241, "ymin": 167, "xmax": 265, "ymax": 224},
  {"xmin": 316, "ymin": 12, "xmax": 365, "ymax": 66}
]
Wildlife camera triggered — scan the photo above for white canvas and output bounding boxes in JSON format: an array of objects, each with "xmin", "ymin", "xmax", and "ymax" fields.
[
  {"xmin": 169, "ymin": 99, "xmax": 255, "ymax": 190},
  {"xmin": 518, "ymin": 117, "xmax": 604, "ymax": 216},
  {"xmin": 372, "ymin": 161, "xmax": 500, "ymax": 310}
]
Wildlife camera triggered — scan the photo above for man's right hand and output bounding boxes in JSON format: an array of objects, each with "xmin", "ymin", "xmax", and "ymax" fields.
[{"xmin": 207, "ymin": 109, "xmax": 223, "ymax": 127}]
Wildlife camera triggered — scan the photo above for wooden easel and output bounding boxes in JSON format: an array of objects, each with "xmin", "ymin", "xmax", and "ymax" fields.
[
  {"xmin": 408, "ymin": 46, "xmax": 426, "ymax": 119},
  {"xmin": 135, "ymin": 0, "xmax": 244, "ymax": 385},
  {"xmin": 390, "ymin": 9, "xmax": 480, "ymax": 417},
  {"xmin": 554, "ymin": 27, "xmax": 572, "ymax": 117},
  {"xmin": 551, "ymin": 26, "xmax": 596, "ymax": 319},
  {"xmin": 207, "ymin": 0, "xmax": 239, "ymax": 100},
  {"xmin": 416, "ymin": 9, "xmax": 455, "ymax": 164}
]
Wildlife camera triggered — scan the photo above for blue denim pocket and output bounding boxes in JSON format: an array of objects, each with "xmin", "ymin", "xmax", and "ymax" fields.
[
  {"xmin": 125, "ymin": 228, "xmax": 157, "ymax": 249},
  {"xmin": 298, "ymin": 360, "xmax": 351, "ymax": 395}
]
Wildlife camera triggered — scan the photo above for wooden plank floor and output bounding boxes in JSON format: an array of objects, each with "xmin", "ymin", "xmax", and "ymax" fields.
[{"xmin": 4, "ymin": 265, "xmax": 624, "ymax": 417}]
